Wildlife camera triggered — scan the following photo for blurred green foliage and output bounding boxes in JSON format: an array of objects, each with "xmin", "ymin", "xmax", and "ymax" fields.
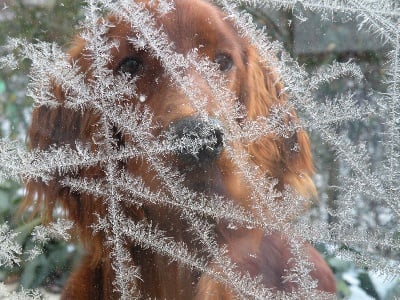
[
  {"xmin": 0, "ymin": 0, "xmax": 84, "ymax": 45},
  {"xmin": 0, "ymin": 0, "xmax": 85, "ymax": 137},
  {"xmin": 316, "ymin": 243, "xmax": 400, "ymax": 300}
]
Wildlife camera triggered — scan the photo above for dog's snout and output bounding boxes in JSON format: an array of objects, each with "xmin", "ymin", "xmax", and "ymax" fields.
[{"xmin": 168, "ymin": 117, "xmax": 224, "ymax": 164}]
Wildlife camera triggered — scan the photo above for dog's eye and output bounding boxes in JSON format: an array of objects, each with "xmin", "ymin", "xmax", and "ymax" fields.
[
  {"xmin": 117, "ymin": 57, "xmax": 142, "ymax": 78},
  {"xmin": 214, "ymin": 54, "xmax": 233, "ymax": 72}
]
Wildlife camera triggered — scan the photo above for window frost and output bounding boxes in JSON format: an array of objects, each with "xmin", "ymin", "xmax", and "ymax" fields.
[
  {"xmin": 221, "ymin": 0, "xmax": 400, "ymax": 282},
  {"xmin": 0, "ymin": 223, "xmax": 22, "ymax": 268},
  {"xmin": 24, "ymin": 219, "xmax": 74, "ymax": 261},
  {"xmin": 31, "ymin": 219, "xmax": 74, "ymax": 244},
  {"xmin": 0, "ymin": 283, "xmax": 43, "ymax": 300},
  {"xmin": 0, "ymin": 0, "xmax": 399, "ymax": 299}
]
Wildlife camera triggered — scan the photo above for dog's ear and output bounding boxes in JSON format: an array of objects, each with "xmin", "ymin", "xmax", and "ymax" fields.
[
  {"xmin": 29, "ymin": 36, "xmax": 95, "ymax": 150},
  {"xmin": 22, "ymin": 37, "xmax": 109, "ymax": 262},
  {"xmin": 241, "ymin": 47, "xmax": 315, "ymax": 199},
  {"xmin": 24, "ymin": 37, "xmax": 102, "ymax": 216}
]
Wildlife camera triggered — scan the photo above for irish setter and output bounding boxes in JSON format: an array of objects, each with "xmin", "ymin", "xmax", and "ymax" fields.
[{"xmin": 25, "ymin": 0, "xmax": 336, "ymax": 298}]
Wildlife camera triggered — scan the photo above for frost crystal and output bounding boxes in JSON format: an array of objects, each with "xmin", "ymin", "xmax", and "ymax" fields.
[
  {"xmin": 0, "ymin": 223, "xmax": 22, "ymax": 268},
  {"xmin": 31, "ymin": 219, "xmax": 74, "ymax": 244},
  {"xmin": 0, "ymin": 0, "xmax": 399, "ymax": 299}
]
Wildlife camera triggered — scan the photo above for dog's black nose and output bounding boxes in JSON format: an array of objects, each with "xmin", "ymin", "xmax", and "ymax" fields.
[{"xmin": 168, "ymin": 117, "xmax": 224, "ymax": 164}]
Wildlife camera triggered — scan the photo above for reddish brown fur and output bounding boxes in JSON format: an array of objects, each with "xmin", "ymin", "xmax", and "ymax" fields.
[{"xmin": 24, "ymin": 0, "xmax": 335, "ymax": 298}]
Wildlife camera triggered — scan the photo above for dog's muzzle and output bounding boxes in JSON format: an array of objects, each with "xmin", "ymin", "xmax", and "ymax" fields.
[{"xmin": 167, "ymin": 116, "xmax": 224, "ymax": 164}]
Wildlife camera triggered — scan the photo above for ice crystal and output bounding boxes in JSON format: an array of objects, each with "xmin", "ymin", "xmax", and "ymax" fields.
[{"xmin": 0, "ymin": 0, "xmax": 399, "ymax": 298}]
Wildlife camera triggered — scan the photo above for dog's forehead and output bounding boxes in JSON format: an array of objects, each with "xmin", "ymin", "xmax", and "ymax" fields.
[
  {"xmin": 107, "ymin": 0, "xmax": 241, "ymax": 55},
  {"xmin": 161, "ymin": 0, "xmax": 241, "ymax": 52}
]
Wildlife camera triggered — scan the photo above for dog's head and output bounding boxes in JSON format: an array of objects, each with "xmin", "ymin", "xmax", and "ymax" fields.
[{"xmin": 27, "ymin": 0, "xmax": 314, "ymax": 241}]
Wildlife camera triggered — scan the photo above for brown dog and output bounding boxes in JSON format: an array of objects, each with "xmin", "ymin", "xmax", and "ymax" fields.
[{"xmin": 25, "ymin": 0, "xmax": 335, "ymax": 298}]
